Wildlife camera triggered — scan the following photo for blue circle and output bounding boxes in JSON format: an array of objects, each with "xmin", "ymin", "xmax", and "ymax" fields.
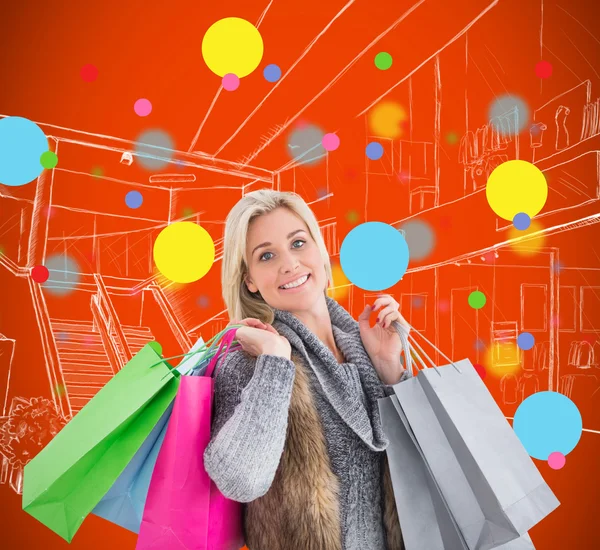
[
  {"xmin": 513, "ymin": 391, "xmax": 582, "ymax": 460},
  {"xmin": 125, "ymin": 190, "xmax": 143, "ymax": 209},
  {"xmin": 263, "ymin": 64, "xmax": 282, "ymax": 83},
  {"xmin": 517, "ymin": 332, "xmax": 535, "ymax": 350},
  {"xmin": 513, "ymin": 212, "xmax": 531, "ymax": 230},
  {"xmin": 0, "ymin": 117, "xmax": 49, "ymax": 186},
  {"xmin": 340, "ymin": 222, "xmax": 409, "ymax": 291},
  {"xmin": 366, "ymin": 142, "xmax": 384, "ymax": 161}
]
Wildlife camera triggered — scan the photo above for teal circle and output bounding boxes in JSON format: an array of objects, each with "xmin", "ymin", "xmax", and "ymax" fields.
[
  {"xmin": 0, "ymin": 117, "xmax": 49, "ymax": 186},
  {"xmin": 340, "ymin": 222, "xmax": 409, "ymax": 291},
  {"xmin": 513, "ymin": 391, "xmax": 582, "ymax": 460}
]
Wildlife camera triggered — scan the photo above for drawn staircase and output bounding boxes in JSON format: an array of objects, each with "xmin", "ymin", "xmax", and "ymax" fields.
[{"xmin": 50, "ymin": 318, "xmax": 156, "ymax": 415}]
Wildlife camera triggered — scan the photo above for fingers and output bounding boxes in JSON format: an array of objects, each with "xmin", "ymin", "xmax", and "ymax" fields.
[
  {"xmin": 358, "ymin": 303, "xmax": 373, "ymax": 321},
  {"xmin": 376, "ymin": 306, "xmax": 400, "ymax": 329},
  {"xmin": 371, "ymin": 294, "xmax": 399, "ymax": 312}
]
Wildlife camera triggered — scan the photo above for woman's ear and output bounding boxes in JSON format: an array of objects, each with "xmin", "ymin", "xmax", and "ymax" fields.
[{"xmin": 245, "ymin": 275, "xmax": 258, "ymax": 294}]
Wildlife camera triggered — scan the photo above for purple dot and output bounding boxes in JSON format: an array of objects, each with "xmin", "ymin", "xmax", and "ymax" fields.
[
  {"xmin": 134, "ymin": 98, "xmax": 152, "ymax": 117},
  {"xmin": 518, "ymin": 332, "xmax": 535, "ymax": 350},
  {"xmin": 366, "ymin": 142, "xmax": 384, "ymax": 160},
  {"xmin": 322, "ymin": 133, "xmax": 340, "ymax": 151},
  {"xmin": 222, "ymin": 73, "xmax": 240, "ymax": 92},
  {"xmin": 263, "ymin": 64, "xmax": 281, "ymax": 83},
  {"xmin": 125, "ymin": 190, "xmax": 143, "ymax": 209},
  {"xmin": 513, "ymin": 212, "xmax": 531, "ymax": 231}
]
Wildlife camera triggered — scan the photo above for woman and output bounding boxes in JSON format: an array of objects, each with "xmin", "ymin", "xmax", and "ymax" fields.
[{"xmin": 204, "ymin": 189, "xmax": 412, "ymax": 550}]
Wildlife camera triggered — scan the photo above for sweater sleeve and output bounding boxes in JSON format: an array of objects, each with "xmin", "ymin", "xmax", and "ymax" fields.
[{"xmin": 203, "ymin": 350, "xmax": 296, "ymax": 503}]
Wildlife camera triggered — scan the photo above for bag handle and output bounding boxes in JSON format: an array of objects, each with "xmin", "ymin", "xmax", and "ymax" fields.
[
  {"xmin": 205, "ymin": 327, "xmax": 239, "ymax": 379},
  {"xmin": 391, "ymin": 321, "xmax": 462, "ymax": 378},
  {"xmin": 146, "ymin": 325, "xmax": 243, "ymax": 379}
]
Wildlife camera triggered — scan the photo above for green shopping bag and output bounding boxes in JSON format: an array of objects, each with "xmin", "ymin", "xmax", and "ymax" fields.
[{"xmin": 22, "ymin": 343, "xmax": 180, "ymax": 542}]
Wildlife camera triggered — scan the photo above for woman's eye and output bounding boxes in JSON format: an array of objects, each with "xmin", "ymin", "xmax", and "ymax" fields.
[{"xmin": 259, "ymin": 240, "xmax": 305, "ymax": 261}]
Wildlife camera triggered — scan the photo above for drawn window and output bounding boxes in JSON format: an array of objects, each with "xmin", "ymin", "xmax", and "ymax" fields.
[
  {"xmin": 559, "ymin": 286, "xmax": 576, "ymax": 332},
  {"xmin": 580, "ymin": 286, "xmax": 600, "ymax": 332},
  {"xmin": 400, "ymin": 293, "xmax": 427, "ymax": 331},
  {"xmin": 521, "ymin": 284, "xmax": 547, "ymax": 332}
]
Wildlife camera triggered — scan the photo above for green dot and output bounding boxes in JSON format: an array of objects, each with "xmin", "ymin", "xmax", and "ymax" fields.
[
  {"xmin": 375, "ymin": 52, "xmax": 393, "ymax": 70},
  {"xmin": 446, "ymin": 132, "xmax": 458, "ymax": 145},
  {"xmin": 181, "ymin": 207, "xmax": 194, "ymax": 218},
  {"xmin": 468, "ymin": 291, "xmax": 486, "ymax": 309},
  {"xmin": 148, "ymin": 341, "xmax": 163, "ymax": 355},
  {"xmin": 91, "ymin": 166, "xmax": 103, "ymax": 178},
  {"xmin": 346, "ymin": 210, "xmax": 359, "ymax": 224},
  {"xmin": 40, "ymin": 151, "xmax": 58, "ymax": 169}
]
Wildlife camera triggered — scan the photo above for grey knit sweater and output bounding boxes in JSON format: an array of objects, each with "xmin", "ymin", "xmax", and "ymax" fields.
[{"xmin": 203, "ymin": 296, "xmax": 410, "ymax": 550}]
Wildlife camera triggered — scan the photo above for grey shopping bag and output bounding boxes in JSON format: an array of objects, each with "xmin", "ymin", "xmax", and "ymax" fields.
[
  {"xmin": 391, "ymin": 325, "xmax": 559, "ymax": 549},
  {"xmin": 379, "ymin": 395, "xmax": 464, "ymax": 550},
  {"xmin": 380, "ymin": 393, "xmax": 537, "ymax": 549}
]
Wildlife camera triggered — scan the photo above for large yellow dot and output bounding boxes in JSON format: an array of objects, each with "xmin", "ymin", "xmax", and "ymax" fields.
[
  {"xmin": 201, "ymin": 18, "xmax": 264, "ymax": 78},
  {"xmin": 153, "ymin": 222, "xmax": 215, "ymax": 283},
  {"xmin": 368, "ymin": 101, "xmax": 407, "ymax": 139},
  {"xmin": 486, "ymin": 160, "xmax": 548, "ymax": 221}
]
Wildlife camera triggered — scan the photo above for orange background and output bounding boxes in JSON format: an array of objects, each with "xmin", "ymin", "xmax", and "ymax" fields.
[{"xmin": 1, "ymin": 0, "xmax": 600, "ymax": 548}]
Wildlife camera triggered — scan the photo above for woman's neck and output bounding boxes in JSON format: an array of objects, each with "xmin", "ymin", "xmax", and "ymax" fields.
[{"xmin": 290, "ymin": 296, "xmax": 338, "ymax": 356}]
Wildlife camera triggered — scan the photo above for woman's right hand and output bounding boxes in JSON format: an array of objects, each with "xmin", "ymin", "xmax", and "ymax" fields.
[{"xmin": 229, "ymin": 318, "xmax": 291, "ymax": 359}]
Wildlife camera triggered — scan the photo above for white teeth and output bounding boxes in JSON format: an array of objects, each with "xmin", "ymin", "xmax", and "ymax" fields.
[{"xmin": 281, "ymin": 275, "xmax": 309, "ymax": 289}]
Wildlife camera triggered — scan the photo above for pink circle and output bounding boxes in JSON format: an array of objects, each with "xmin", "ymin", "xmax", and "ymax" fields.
[
  {"xmin": 535, "ymin": 61, "xmax": 553, "ymax": 79},
  {"xmin": 222, "ymin": 73, "xmax": 240, "ymax": 92},
  {"xmin": 322, "ymin": 133, "xmax": 340, "ymax": 151},
  {"xmin": 134, "ymin": 98, "xmax": 152, "ymax": 117},
  {"xmin": 81, "ymin": 64, "xmax": 98, "ymax": 82},
  {"xmin": 547, "ymin": 451, "xmax": 566, "ymax": 470},
  {"xmin": 473, "ymin": 363, "xmax": 487, "ymax": 379}
]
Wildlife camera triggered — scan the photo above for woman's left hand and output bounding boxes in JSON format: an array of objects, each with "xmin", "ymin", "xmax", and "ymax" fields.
[{"xmin": 358, "ymin": 295, "xmax": 410, "ymax": 385}]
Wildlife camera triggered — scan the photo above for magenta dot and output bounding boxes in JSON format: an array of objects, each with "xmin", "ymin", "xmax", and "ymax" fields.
[
  {"xmin": 473, "ymin": 363, "xmax": 487, "ymax": 379},
  {"xmin": 322, "ymin": 133, "xmax": 340, "ymax": 151},
  {"xmin": 134, "ymin": 98, "xmax": 152, "ymax": 117},
  {"xmin": 222, "ymin": 73, "xmax": 240, "ymax": 92},
  {"xmin": 81, "ymin": 64, "xmax": 98, "ymax": 82},
  {"xmin": 535, "ymin": 61, "xmax": 553, "ymax": 79},
  {"xmin": 547, "ymin": 451, "xmax": 566, "ymax": 470}
]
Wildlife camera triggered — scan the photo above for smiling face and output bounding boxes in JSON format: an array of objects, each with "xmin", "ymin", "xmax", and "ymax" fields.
[{"xmin": 244, "ymin": 207, "xmax": 328, "ymax": 313}]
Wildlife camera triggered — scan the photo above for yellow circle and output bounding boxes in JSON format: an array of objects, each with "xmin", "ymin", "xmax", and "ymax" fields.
[
  {"xmin": 486, "ymin": 160, "xmax": 548, "ymax": 221},
  {"xmin": 153, "ymin": 222, "xmax": 215, "ymax": 283},
  {"xmin": 368, "ymin": 101, "xmax": 406, "ymax": 139},
  {"xmin": 201, "ymin": 18, "xmax": 264, "ymax": 78}
]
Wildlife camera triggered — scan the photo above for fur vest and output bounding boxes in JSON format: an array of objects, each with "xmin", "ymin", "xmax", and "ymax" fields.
[{"xmin": 243, "ymin": 352, "xmax": 404, "ymax": 550}]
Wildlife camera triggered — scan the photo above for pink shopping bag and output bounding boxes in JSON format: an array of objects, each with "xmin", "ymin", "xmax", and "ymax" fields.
[{"xmin": 136, "ymin": 329, "xmax": 245, "ymax": 550}]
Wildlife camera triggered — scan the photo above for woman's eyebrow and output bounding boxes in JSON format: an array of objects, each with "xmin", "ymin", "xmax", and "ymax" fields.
[{"xmin": 251, "ymin": 229, "xmax": 306, "ymax": 256}]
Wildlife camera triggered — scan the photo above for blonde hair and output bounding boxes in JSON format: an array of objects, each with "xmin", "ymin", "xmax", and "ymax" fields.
[{"xmin": 222, "ymin": 189, "xmax": 333, "ymax": 324}]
